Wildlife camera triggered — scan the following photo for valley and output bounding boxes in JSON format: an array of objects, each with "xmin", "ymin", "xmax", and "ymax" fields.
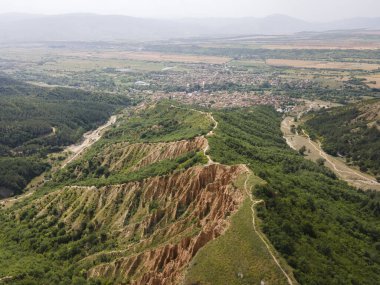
[
  {"xmin": 0, "ymin": 27, "xmax": 380, "ymax": 285},
  {"xmin": 1, "ymin": 113, "xmax": 119, "ymax": 208},
  {"xmin": 0, "ymin": 102, "xmax": 298, "ymax": 285},
  {"xmin": 62, "ymin": 115, "xmax": 118, "ymax": 168},
  {"xmin": 281, "ymin": 105, "xmax": 380, "ymax": 191}
]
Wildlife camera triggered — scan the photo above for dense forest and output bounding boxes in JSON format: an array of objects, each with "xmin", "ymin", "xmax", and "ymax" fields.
[
  {"xmin": 305, "ymin": 99, "xmax": 380, "ymax": 177},
  {"xmin": 0, "ymin": 75, "xmax": 134, "ymax": 197},
  {"xmin": 208, "ymin": 106, "xmax": 380, "ymax": 285}
]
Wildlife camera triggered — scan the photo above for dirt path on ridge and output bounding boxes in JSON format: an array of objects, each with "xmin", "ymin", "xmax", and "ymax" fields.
[{"xmin": 242, "ymin": 165, "xmax": 294, "ymax": 285}]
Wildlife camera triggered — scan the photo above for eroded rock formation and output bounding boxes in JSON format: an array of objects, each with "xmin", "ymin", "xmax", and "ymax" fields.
[{"xmin": 24, "ymin": 164, "xmax": 247, "ymax": 284}]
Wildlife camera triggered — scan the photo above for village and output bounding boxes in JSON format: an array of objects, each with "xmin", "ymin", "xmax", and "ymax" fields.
[
  {"xmin": 127, "ymin": 62, "xmax": 301, "ymax": 110},
  {"xmin": 146, "ymin": 89, "xmax": 295, "ymax": 110}
]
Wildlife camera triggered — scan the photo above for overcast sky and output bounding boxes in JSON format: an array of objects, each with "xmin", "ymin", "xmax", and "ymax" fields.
[{"xmin": 1, "ymin": 0, "xmax": 379, "ymax": 21}]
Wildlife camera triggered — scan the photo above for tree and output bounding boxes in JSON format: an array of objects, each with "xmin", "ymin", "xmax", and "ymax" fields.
[
  {"xmin": 316, "ymin": 158, "xmax": 326, "ymax": 166},
  {"xmin": 299, "ymin": 146, "xmax": 307, "ymax": 156}
]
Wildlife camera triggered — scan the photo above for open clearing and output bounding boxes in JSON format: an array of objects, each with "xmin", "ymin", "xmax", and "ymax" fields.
[
  {"xmin": 359, "ymin": 74, "xmax": 380, "ymax": 88},
  {"xmin": 263, "ymin": 43, "xmax": 380, "ymax": 50},
  {"xmin": 282, "ymin": 116, "xmax": 380, "ymax": 191},
  {"xmin": 267, "ymin": 59, "xmax": 380, "ymax": 71}
]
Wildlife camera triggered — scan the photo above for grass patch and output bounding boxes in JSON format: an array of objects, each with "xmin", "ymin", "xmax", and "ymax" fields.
[
  {"xmin": 103, "ymin": 100, "xmax": 214, "ymax": 144},
  {"xmin": 184, "ymin": 196, "xmax": 289, "ymax": 285}
]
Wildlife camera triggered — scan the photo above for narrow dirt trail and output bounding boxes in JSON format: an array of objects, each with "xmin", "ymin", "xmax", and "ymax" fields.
[
  {"xmin": 172, "ymin": 106, "xmax": 294, "ymax": 283},
  {"xmin": 242, "ymin": 165, "xmax": 294, "ymax": 285},
  {"xmin": 281, "ymin": 116, "xmax": 380, "ymax": 191},
  {"xmin": 61, "ymin": 115, "xmax": 117, "ymax": 168},
  {"xmin": 203, "ymin": 113, "xmax": 219, "ymax": 165},
  {"xmin": 170, "ymin": 105, "xmax": 218, "ymax": 165},
  {"xmin": 1, "ymin": 114, "xmax": 118, "ymax": 208}
]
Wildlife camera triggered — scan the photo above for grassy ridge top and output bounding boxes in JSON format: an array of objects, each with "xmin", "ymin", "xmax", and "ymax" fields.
[
  {"xmin": 185, "ymin": 173, "xmax": 291, "ymax": 285},
  {"xmin": 54, "ymin": 101, "xmax": 213, "ymax": 187},
  {"xmin": 103, "ymin": 101, "xmax": 213, "ymax": 144},
  {"xmin": 206, "ymin": 106, "xmax": 380, "ymax": 285}
]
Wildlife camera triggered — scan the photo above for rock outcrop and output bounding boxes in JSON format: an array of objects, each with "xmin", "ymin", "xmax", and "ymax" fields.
[
  {"xmin": 69, "ymin": 137, "xmax": 207, "ymax": 179},
  {"xmin": 26, "ymin": 164, "xmax": 247, "ymax": 285}
]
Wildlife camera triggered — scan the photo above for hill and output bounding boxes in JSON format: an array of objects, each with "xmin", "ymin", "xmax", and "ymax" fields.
[
  {"xmin": 0, "ymin": 102, "xmax": 293, "ymax": 285},
  {"xmin": 305, "ymin": 99, "xmax": 380, "ymax": 177},
  {"xmin": 0, "ymin": 102, "xmax": 379, "ymax": 284},
  {"xmin": 1, "ymin": 13, "xmax": 380, "ymax": 41},
  {"xmin": 0, "ymin": 75, "xmax": 133, "ymax": 198}
]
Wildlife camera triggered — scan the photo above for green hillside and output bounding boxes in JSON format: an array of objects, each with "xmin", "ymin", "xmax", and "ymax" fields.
[
  {"xmin": 207, "ymin": 106, "xmax": 380, "ymax": 285},
  {"xmin": 0, "ymin": 76, "xmax": 134, "ymax": 197},
  {"xmin": 305, "ymin": 99, "xmax": 380, "ymax": 177}
]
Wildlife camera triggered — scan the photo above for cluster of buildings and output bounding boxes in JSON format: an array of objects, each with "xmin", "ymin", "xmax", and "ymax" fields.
[{"xmin": 148, "ymin": 90, "xmax": 294, "ymax": 110}]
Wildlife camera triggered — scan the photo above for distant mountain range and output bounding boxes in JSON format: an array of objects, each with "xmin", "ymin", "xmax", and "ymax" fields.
[{"xmin": 0, "ymin": 13, "xmax": 380, "ymax": 42}]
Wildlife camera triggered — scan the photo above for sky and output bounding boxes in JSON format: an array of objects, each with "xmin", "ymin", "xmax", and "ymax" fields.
[{"xmin": 0, "ymin": 0, "xmax": 379, "ymax": 22}]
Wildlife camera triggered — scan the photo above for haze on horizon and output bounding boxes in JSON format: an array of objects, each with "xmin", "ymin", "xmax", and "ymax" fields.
[{"xmin": 1, "ymin": 0, "xmax": 380, "ymax": 22}]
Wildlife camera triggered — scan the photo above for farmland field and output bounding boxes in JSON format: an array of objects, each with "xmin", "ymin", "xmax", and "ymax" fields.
[{"xmin": 266, "ymin": 58, "xmax": 380, "ymax": 70}]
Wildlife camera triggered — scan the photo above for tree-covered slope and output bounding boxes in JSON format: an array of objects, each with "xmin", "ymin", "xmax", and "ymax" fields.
[
  {"xmin": 0, "ymin": 103, "xmax": 247, "ymax": 285},
  {"xmin": 0, "ymin": 75, "xmax": 134, "ymax": 197},
  {"xmin": 1, "ymin": 103, "xmax": 379, "ymax": 285},
  {"xmin": 208, "ymin": 106, "xmax": 380, "ymax": 285},
  {"xmin": 305, "ymin": 99, "xmax": 380, "ymax": 177}
]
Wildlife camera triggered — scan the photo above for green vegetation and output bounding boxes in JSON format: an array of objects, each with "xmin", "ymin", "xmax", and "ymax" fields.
[
  {"xmin": 208, "ymin": 106, "xmax": 380, "ymax": 285},
  {"xmin": 55, "ymin": 150, "xmax": 208, "ymax": 187},
  {"xmin": 185, "ymin": 174, "xmax": 290, "ymax": 285},
  {"xmin": 0, "ymin": 102, "xmax": 379, "ymax": 284},
  {"xmin": 0, "ymin": 76, "xmax": 132, "ymax": 154},
  {"xmin": 103, "ymin": 101, "xmax": 213, "ymax": 144},
  {"xmin": 305, "ymin": 99, "xmax": 380, "ymax": 175},
  {"xmin": 0, "ymin": 157, "xmax": 49, "ymax": 198},
  {"xmin": 0, "ymin": 75, "xmax": 134, "ymax": 196},
  {"xmin": 0, "ymin": 102, "xmax": 213, "ymax": 285},
  {"xmin": 0, "ymin": 202, "xmax": 113, "ymax": 285},
  {"xmin": 53, "ymin": 101, "xmax": 212, "ymax": 186}
]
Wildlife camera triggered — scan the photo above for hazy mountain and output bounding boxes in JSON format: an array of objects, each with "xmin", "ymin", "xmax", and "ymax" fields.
[
  {"xmin": 326, "ymin": 17, "xmax": 380, "ymax": 30},
  {"xmin": 0, "ymin": 13, "xmax": 379, "ymax": 42}
]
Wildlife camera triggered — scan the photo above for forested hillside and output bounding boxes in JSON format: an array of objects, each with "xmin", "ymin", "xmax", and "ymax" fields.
[
  {"xmin": 0, "ymin": 75, "xmax": 133, "ymax": 197},
  {"xmin": 0, "ymin": 103, "xmax": 379, "ymax": 284},
  {"xmin": 208, "ymin": 106, "xmax": 380, "ymax": 285},
  {"xmin": 0, "ymin": 103, "xmax": 222, "ymax": 285},
  {"xmin": 305, "ymin": 99, "xmax": 380, "ymax": 177}
]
